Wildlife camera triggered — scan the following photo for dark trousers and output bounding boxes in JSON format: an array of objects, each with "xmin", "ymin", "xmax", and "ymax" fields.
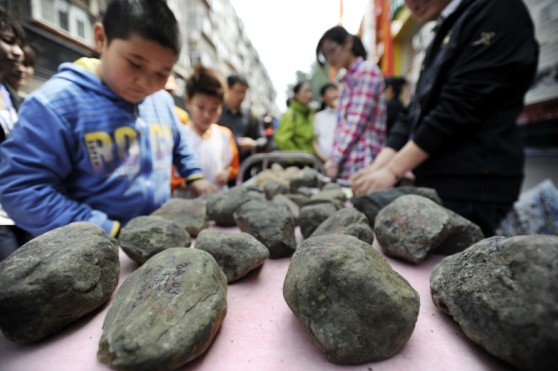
[
  {"xmin": 0, "ymin": 225, "xmax": 34, "ymax": 261},
  {"xmin": 442, "ymin": 199, "xmax": 512, "ymax": 237}
]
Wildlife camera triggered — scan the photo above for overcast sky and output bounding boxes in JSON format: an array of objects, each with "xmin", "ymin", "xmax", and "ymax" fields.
[{"xmin": 229, "ymin": 0, "xmax": 369, "ymax": 113}]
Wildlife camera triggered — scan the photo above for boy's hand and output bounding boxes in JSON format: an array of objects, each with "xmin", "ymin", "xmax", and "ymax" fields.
[{"xmin": 190, "ymin": 179, "xmax": 218, "ymax": 196}]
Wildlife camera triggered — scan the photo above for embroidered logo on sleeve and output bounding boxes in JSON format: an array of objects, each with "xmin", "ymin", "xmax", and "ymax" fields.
[{"xmin": 472, "ymin": 32, "xmax": 496, "ymax": 46}]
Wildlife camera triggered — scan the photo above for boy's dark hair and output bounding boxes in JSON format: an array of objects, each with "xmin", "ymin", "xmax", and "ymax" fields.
[
  {"xmin": 316, "ymin": 25, "xmax": 367, "ymax": 67},
  {"xmin": 185, "ymin": 64, "xmax": 225, "ymax": 101},
  {"xmin": 102, "ymin": 0, "xmax": 180, "ymax": 55},
  {"xmin": 227, "ymin": 74, "xmax": 249, "ymax": 88},
  {"xmin": 0, "ymin": 9, "xmax": 26, "ymax": 46}
]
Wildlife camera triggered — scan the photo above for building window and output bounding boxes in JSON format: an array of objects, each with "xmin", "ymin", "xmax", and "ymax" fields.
[
  {"xmin": 31, "ymin": 0, "xmax": 93, "ymax": 45},
  {"xmin": 58, "ymin": 0, "xmax": 69, "ymax": 31}
]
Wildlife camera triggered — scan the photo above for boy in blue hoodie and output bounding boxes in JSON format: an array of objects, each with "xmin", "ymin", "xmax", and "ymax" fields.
[{"xmin": 0, "ymin": 0, "xmax": 216, "ymax": 241}]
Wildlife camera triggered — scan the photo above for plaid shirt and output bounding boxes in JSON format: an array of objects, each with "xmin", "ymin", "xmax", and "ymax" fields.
[{"xmin": 333, "ymin": 57, "xmax": 386, "ymax": 179}]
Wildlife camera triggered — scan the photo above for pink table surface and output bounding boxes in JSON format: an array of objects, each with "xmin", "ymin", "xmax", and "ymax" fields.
[{"xmin": 0, "ymin": 227, "xmax": 514, "ymax": 371}]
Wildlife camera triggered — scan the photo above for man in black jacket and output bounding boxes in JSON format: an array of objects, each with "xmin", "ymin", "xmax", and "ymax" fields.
[{"xmin": 351, "ymin": 0, "xmax": 539, "ymax": 236}]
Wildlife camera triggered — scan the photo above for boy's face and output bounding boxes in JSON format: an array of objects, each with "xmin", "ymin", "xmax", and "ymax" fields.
[
  {"xmin": 186, "ymin": 93, "xmax": 222, "ymax": 135},
  {"xmin": 94, "ymin": 24, "xmax": 177, "ymax": 104}
]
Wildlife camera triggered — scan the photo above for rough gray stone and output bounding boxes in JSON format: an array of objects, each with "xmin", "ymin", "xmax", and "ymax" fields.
[
  {"xmin": 283, "ymin": 234, "xmax": 420, "ymax": 364},
  {"xmin": 352, "ymin": 186, "xmax": 442, "ymax": 226},
  {"xmin": 273, "ymin": 194, "xmax": 300, "ymax": 225},
  {"xmin": 299, "ymin": 202, "xmax": 338, "ymax": 239},
  {"xmin": 430, "ymin": 235, "xmax": 558, "ymax": 371},
  {"xmin": 295, "ymin": 186, "xmax": 315, "ymax": 197},
  {"xmin": 263, "ymin": 180, "xmax": 289, "ymax": 199},
  {"xmin": 207, "ymin": 187, "xmax": 266, "ymax": 227},
  {"xmin": 195, "ymin": 230, "xmax": 269, "ymax": 282},
  {"xmin": 0, "ymin": 222, "xmax": 119, "ymax": 343},
  {"xmin": 311, "ymin": 187, "xmax": 348, "ymax": 205},
  {"xmin": 118, "ymin": 215, "xmax": 191, "ymax": 264},
  {"xmin": 285, "ymin": 193, "xmax": 311, "ymax": 208},
  {"xmin": 375, "ymin": 195, "xmax": 483, "ymax": 263},
  {"xmin": 98, "ymin": 248, "xmax": 227, "ymax": 370},
  {"xmin": 151, "ymin": 198, "xmax": 208, "ymax": 237},
  {"xmin": 322, "ymin": 182, "xmax": 342, "ymax": 191},
  {"xmin": 288, "ymin": 167, "xmax": 320, "ymax": 192},
  {"xmin": 435, "ymin": 208, "xmax": 485, "ymax": 255},
  {"xmin": 234, "ymin": 200, "xmax": 296, "ymax": 258},
  {"xmin": 311, "ymin": 208, "xmax": 374, "ymax": 245}
]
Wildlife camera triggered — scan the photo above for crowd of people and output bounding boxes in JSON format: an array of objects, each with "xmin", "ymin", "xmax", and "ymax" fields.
[{"xmin": 0, "ymin": 0, "xmax": 539, "ymax": 260}]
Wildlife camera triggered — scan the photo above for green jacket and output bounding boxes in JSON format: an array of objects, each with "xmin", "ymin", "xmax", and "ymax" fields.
[{"xmin": 274, "ymin": 99, "xmax": 314, "ymax": 154}]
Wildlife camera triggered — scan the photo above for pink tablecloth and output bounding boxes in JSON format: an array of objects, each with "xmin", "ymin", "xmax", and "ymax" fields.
[{"xmin": 0, "ymin": 228, "xmax": 513, "ymax": 371}]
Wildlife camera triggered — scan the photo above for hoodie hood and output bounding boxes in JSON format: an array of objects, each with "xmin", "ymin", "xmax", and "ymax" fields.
[{"xmin": 55, "ymin": 57, "xmax": 131, "ymax": 105}]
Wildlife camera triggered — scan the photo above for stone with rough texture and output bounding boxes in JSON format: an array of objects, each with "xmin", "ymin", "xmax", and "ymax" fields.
[
  {"xmin": 273, "ymin": 194, "xmax": 300, "ymax": 225},
  {"xmin": 118, "ymin": 215, "xmax": 191, "ymax": 264},
  {"xmin": 375, "ymin": 195, "xmax": 483, "ymax": 263},
  {"xmin": 289, "ymin": 167, "xmax": 319, "ymax": 192},
  {"xmin": 151, "ymin": 198, "xmax": 208, "ymax": 237},
  {"xmin": 207, "ymin": 187, "xmax": 266, "ymax": 227},
  {"xmin": 285, "ymin": 193, "xmax": 311, "ymax": 208},
  {"xmin": 311, "ymin": 208, "xmax": 374, "ymax": 245},
  {"xmin": 98, "ymin": 248, "xmax": 227, "ymax": 371},
  {"xmin": 263, "ymin": 180, "xmax": 289, "ymax": 199},
  {"xmin": 311, "ymin": 187, "xmax": 347, "ymax": 205},
  {"xmin": 299, "ymin": 202, "xmax": 338, "ymax": 239},
  {"xmin": 0, "ymin": 222, "xmax": 119, "ymax": 343},
  {"xmin": 195, "ymin": 230, "xmax": 269, "ymax": 282},
  {"xmin": 234, "ymin": 200, "xmax": 296, "ymax": 258},
  {"xmin": 352, "ymin": 186, "xmax": 442, "ymax": 226},
  {"xmin": 430, "ymin": 235, "xmax": 558, "ymax": 371},
  {"xmin": 283, "ymin": 234, "xmax": 420, "ymax": 364}
]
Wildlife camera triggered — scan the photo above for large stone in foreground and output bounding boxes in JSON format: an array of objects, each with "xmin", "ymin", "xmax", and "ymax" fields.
[
  {"xmin": 195, "ymin": 230, "xmax": 269, "ymax": 282},
  {"xmin": 284, "ymin": 234, "xmax": 419, "ymax": 364},
  {"xmin": 118, "ymin": 215, "xmax": 191, "ymax": 264},
  {"xmin": 98, "ymin": 248, "xmax": 227, "ymax": 370},
  {"xmin": 0, "ymin": 222, "xmax": 119, "ymax": 343},
  {"xmin": 430, "ymin": 235, "xmax": 558, "ymax": 371}
]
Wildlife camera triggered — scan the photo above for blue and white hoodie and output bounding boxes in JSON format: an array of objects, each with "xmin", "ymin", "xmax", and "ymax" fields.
[{"xmin": 0, "ymin": 58, "xmax": 203, "ymax": 236}]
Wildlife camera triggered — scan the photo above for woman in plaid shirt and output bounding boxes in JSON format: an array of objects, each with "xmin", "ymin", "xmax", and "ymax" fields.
[{"xmin": 316, "ymin": 26, "xmax": 387, "ymax": 180}]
